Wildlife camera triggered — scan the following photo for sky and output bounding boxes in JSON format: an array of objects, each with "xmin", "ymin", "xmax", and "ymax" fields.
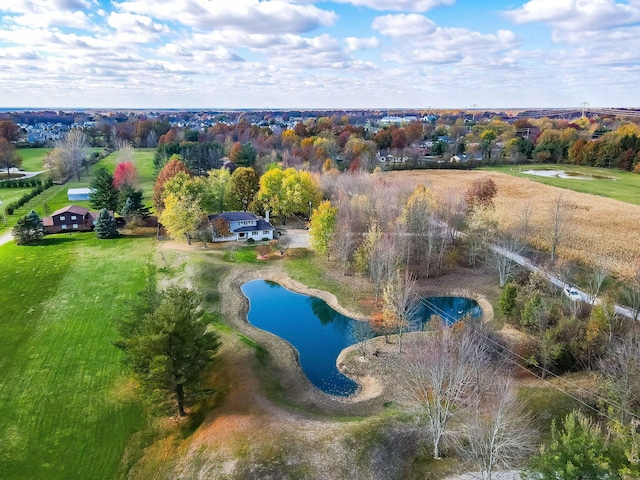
[{"xmin": 0, "ymin": 0, "xmax": 639, "ymax": 109}]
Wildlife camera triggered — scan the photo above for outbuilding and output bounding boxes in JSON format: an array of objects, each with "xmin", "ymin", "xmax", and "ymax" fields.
[{"xmin": 67, "ymin": 188, "xmax": 93, "ymax": 201}]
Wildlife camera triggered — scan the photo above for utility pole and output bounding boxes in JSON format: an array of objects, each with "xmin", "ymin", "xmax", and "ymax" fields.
[{"xmin": 580, "ymin": 102, "xmax": 590, "ymax": 118}]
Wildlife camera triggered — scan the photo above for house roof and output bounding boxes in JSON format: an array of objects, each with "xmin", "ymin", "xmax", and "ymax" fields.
[
  {"xmin": 208, "ymin": 211, "xmax": 258, "ymax": 222},
  {"xmin": 51, "ymin": 205, "xmax": 91, "ymax": 216}
]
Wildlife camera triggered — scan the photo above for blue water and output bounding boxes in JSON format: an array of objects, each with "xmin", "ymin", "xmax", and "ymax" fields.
[
  {"xmin": 241, "ymin": 279, "xmax": 360, "ymax": 396},
  {"xmin": 241, "ymin": 279, "xmax": 483, "ymax": 397},
  {"xmin": 416, "ymin": 296, "xmax": 483, "ymax": 327}
]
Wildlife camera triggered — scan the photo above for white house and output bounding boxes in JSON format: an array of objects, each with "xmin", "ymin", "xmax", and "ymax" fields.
[{"xmin": 208, "ymin": 211, "xmax": 275, "ymax": 242}]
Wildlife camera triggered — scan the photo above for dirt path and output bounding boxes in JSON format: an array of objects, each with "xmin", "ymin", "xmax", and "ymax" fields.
[{"xmin": 0, "ymin": 230, "xmax": 12, "ymax": 246}]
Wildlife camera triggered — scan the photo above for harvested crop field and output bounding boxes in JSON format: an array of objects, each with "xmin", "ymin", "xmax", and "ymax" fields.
[{"xmin": 384, "ymin": 170, "xmax": 640, "ymax": 280}]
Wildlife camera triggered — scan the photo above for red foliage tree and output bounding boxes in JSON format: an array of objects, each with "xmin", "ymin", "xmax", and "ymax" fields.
[
  {"xmin": 464, "ymin": 177, "xmax": 498, "ymax": 211},
  {"xmin": 113, "ymin": 161, "xmax": 138, "ymax": 189},
  {"xmin": 153, "ymin": 156, "xmax": 192, "ymax": 212}
]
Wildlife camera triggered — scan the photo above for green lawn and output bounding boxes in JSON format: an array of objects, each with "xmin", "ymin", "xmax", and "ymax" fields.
[
  {"xmin": 16, "ymin": 147, "xmax": 51, "ymax": 172},
  {"xmin": 0, "ymin": 234, "xmax": 154, "ymax": 480},
  {"xmin": 100, "ymin": 149, "xmax": 156, "ymax": 199},
  {"xmin": 481, "ymin": 164, "xmax": 640, "ymax": 205}
]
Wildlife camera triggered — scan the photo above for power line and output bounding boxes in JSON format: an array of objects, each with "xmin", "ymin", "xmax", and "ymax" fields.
[{"xmin": 420, "ymin": 297, "xmax": 639, "ymax": 422}]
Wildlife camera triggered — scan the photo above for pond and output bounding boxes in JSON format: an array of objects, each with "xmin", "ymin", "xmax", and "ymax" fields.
[
  {"xmin": 522, "ymin": 169, "xmax": 614, "ymax": 180},
  {"xmin": 241, "ymin": 279, "xmax": 483, "ymax": 397}
]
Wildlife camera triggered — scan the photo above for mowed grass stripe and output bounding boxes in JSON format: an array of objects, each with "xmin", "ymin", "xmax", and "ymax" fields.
[{"xmin": 0, "ymin": 234, "xmax": 153, "ymax": 480}]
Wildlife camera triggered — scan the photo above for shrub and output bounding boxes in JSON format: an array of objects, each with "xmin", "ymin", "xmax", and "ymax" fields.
[
  {"xmin": 247, "ymin": 237, "xmax": 255, "ymax": 244},
  {"xmin": 6, "ymin": 205, "xmax": 14, "ymax": 215},
  {"xmin": 261, "ymin": 237, "xmax": 270, "ymax": 241}
]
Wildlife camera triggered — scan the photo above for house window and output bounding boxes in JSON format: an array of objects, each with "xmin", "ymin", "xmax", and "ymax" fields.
[
  {"xmin": 60, "ymin": 216, "xmax": 65, "ymax": 221},
  {"xmin": 72, "ymin": 224, "xmax": 78, "ymax": 229},
  {"xmin": 238, "ymin": 233, "xmax": 245, "ymax": 238},
  {"xmin": 263, "ymin": 231, "xmax": 269, "ymax": 235},
  {"xmin": 71, "ymin": 215, "xmax": 77, "ymax": 220},
  {"xmin": 61, "ymin": 224, "xmax": 67, "ymax": 230}
]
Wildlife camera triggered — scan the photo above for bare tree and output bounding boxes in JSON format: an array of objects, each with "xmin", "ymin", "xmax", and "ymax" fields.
[
  {"xmin": 276, "ymin": 235, "xmax": 291, "ymax": 256},
  {"xmin": 56, "ymin": 129, "xmax": 89, "ymax": 181},
  {"xmin": 332, "ymin": 224, "xmax": 356, "ymax": 273},
  {"xmin": 517, "ymin": 202, "xmax": 533, "ymax": 245},
  {"xmin": 395, "ymin": 319, "xmax": 490, "ymax": 459},
  {"xmin": 382, "ymin": 269, "xmax": 421, "ymax": 352},
  {"xmin": 349, "ymin": 320, "xmax": 374, "ymax": 357},
  {"xmin": 623, "ymin": 265, "xmax": 640, "ymax": 321},
  {"xmin": 547, "ymin": 193, "xmax": 573, "ymax": 264},
  {"xmin": 586, "ymin": 258, "xmax": 611, "ymax": 305},
  {"xmin": 491, "ymin": 232, "xmax": 523, "ymax": 287},
  {"xmin": 598, "ymin": 336, "xmax": 640, "ymax": 423},
  {"xmin": 455, "ymin": 376, "xmax": 537, "ymax": 479}
]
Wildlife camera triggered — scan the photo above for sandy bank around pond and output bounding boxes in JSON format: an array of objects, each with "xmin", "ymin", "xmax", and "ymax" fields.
[{"xmin": 220, "ymin": 265, "xmax": 386, "ymax": 413}]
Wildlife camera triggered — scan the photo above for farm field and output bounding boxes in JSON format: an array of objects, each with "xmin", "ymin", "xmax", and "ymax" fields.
[
  {"xmin": 481, "ymin": 164, "xmax": 640, "ymax": 206},
  {"xmin": 0, "ymin": 234, "xmax": 154, "ymax": 480},
  {"xmin": 385, "ymin": 169, "xmax": 640, "ymax": 280}
]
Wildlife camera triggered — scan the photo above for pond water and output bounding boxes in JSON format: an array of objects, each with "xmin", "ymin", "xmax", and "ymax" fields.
[
  {"xmin": 241, "ymin": 279, "xmax": 483, "ymax": 396},
  {"xmin": 522, "ymin": 169, "xmax": 613, "ymax": 180}
]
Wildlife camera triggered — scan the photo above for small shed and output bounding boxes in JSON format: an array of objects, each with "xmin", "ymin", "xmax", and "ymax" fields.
[{"xmin": 67, "ymin": 188, "xmax": 93, "ymax": 201}]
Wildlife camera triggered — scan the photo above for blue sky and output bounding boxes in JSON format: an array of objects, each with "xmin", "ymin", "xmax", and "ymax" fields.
[{"xmin": 0, "ymin": 0, "xmax": 639, "ymax": 109}]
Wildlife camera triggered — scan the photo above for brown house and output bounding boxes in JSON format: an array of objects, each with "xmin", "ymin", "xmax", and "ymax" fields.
[{"xmin": 42, "ymin": 205, "xmax": 111, "ymax": 234}]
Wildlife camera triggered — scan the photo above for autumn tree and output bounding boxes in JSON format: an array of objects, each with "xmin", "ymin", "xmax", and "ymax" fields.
[
  {"xmin": 0, "ymin": 119, "xmax": 20, "ymax": 141},
  {"xmin": 309, "ymin": 200, "xmax": 337, "ymax": 260},
  {"xmin": 0, "ymin": 138, "xmax": 22, "ymax": 176},
  {"xmin": 116, "ymin": 285, "xmax": 221, "ymax": 416},
  {"xmin": 153, "ymin": 156, "xmax": 192, "ymax": 213},
  {"xmin": 113, "ymin": 161, "xmax": 138, "ymax": 189},
  {"xmin": 159, "ymin": 173, "xmax": 208, "ymax": 244},
  {"xmin": 464, "ymin": 177, "xmax": 498, "ymax": 211},
  {"xmin": 206, "ymin": 168, "xmax": 231, "ymax": 213},
  {"xmin": 254, "ymin": 167, "xmax": 289, "ymax": 221},
  {"xmin": 226, "ymin": 167, "xmax": 259, "ymax": 212},
  {"xmin": 598, "ymin": 336, "xmax": 640, "ymax": 423},
  {"xmin": 89, "ymin": 168, "xmax": 120, "ymax": 212}
]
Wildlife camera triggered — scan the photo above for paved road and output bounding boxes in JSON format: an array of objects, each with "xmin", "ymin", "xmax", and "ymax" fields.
[{"xmin": 491, "ymin": 244, "xmax": 636, "ymax": 319}]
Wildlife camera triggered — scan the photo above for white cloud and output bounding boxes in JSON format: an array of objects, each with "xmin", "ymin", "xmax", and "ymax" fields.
[
  {"xmin": 502, "ymin": 0, "xmax": 640, "ymax": 32},
  {"xmin": 114, "ymin": 0, "xmax": 337, "ymax": 34},
  {"xmin": 373, "ymin": 14, "xmax": 519, "ymax": 65},
  {"xmin": 344, "ymin": 36, "xmax": 381, "ymax": 51},
  {"xmin": 333, "ymin": 0, "xmax": 454, "ymax": 12}
]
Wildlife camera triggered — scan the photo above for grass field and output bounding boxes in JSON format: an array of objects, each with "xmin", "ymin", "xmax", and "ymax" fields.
[
  {"xmin": 15, "ymin": 147, "xmax": 51, "ymax": 172},
  {"xmin": 481, "ymin": 164, "xmax": 640, "ymax": 206},
  {"xmin": 0, "ymin": 234, "xmax": 155, "ymax": 480}
]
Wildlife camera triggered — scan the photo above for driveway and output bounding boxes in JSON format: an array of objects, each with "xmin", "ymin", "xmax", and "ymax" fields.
[
  {"xmin": 0, "ymin": 230, "xmax": 12, "ymax": 246},
  {"xmin": 278, "ymin": 227, "xmax": 310, "ymax": 249}
]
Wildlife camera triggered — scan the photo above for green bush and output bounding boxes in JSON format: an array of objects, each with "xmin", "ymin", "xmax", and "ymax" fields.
[{"xmin": 247, "ymin": 237, "xmax": 255, "ymax": 244}]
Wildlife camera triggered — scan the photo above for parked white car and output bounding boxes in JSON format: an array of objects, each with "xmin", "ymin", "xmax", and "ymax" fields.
[{"xmin": 563, "ymin": 286, "xmax": 582, "ymax": 302}]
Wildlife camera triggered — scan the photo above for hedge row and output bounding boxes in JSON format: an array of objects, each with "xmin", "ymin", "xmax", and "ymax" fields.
[
  {"xmin": 5, "ymin": 179, "xmax": 54, "ymax": 215},
  {"xmin": 0, "ymin": 178, "xmax": 46, "ymax": 189}
]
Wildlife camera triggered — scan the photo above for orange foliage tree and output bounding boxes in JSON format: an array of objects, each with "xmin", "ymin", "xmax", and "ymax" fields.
[{"xmin": 153, "ymin": 156, "xmax": 191, "ymax": 213}]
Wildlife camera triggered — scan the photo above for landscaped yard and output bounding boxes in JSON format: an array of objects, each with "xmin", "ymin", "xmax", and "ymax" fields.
[
  {"xmin": 15, "ymin": 147, "xmax": 51, "ymax": 172},
  {"xmin": 0, "ymin": 234, "xmax": 155, "ymax": 480}
]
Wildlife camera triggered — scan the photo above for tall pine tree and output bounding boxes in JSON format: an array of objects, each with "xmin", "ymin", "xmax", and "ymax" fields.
[
  {"xmin": 89, "ymin": 167, "xmax": 119, "ymax": 211},
  {"xmin": 12, "ymin": 210, "xmax": 44, "ymax": 245}
]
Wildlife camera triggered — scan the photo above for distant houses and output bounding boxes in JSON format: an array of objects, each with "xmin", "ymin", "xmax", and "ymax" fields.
[{"xmin": 42, "ymin": 205, "xmax": 112, "ymax": 234}]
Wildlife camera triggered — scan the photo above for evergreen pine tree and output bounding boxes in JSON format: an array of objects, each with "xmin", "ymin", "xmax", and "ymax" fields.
[
  {"xmin": 89, "ymin": 168, "xmax": 119, "ymax": 211},
  {"xmin": 498, "ymin": 283, "xmax": 518, "ymax": 321},
  {"xmin": 118, "ymin": 184, "xmax": 151, "ymax": 218},
  {"xmin": 12, "ymin": 210, "xmax": 44, "ymax": 245},
  {"xmin": 94, "ymin": 208, "xmax": 118, "ymax": 239}
]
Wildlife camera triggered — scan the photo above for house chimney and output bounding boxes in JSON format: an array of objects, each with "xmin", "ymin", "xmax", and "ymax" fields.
[{"xmin": 265, "ymin": 209, "xmax": 270, "ymax": 223}]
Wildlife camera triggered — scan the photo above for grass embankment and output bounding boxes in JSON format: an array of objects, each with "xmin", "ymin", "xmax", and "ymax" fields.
[
  {"xmin": 16, "ymin": 147, "xmax": 51, "ymax": 171},
  {"xmin": 482, "ymin": 164, "xmax": 640, "ymax": 206},
  {"xmin": 0, "ymin": 234, "xmax": 155, "ymax": 480}
]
